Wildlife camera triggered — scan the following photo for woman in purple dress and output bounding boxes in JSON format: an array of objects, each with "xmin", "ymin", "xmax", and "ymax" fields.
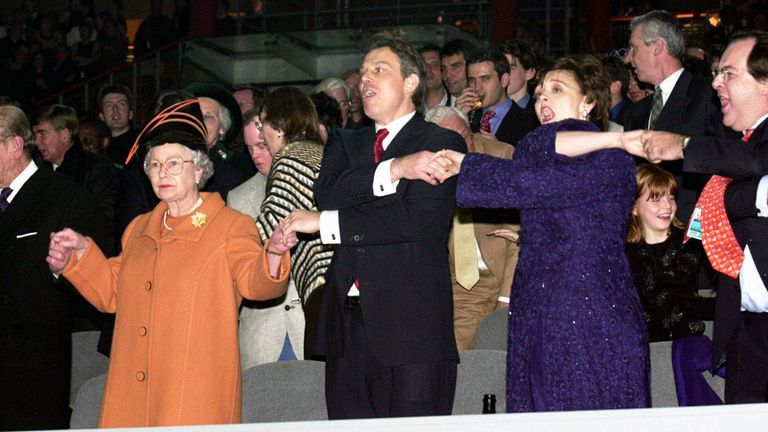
[{"xmin": 433, "ymin": 56, "xmax": 650, "ymax": 412}]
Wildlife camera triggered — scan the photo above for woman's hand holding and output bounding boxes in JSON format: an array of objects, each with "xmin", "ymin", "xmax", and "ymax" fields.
[
  {"xmin": 619, "ymin": 129, "xmax": 645, "ymax": 158},
  {"xmin": 47, "ymin": 228, "xmax": 89, "ymax": 274},
  {"xmin": 429, "ymin": 150, "xmax": 465, "ymax": 183}
]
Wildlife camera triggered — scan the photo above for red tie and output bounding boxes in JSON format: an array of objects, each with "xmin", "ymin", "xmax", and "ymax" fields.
[
  {"xmin": 693, "ymin": 129, "xmax": 753, "ymax": 279},
  {"xmin": 480, "ymin": 110, "xmax": 496, "ymax": 133},
  {"xmin": 374, "ymin": 128, "xmax": 389, "ymax": 162}
]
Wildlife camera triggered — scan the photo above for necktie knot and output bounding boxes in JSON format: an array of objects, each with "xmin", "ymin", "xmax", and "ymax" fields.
[
  {"xmin": 742, "ymin": 129, "xmax": 755, "ymax": 142},
  {"xmin": 0, "ymin": 187, "xmax": 12, "ymax": 214},
  {"xmin": 480, "ymin": 110, "xmax": 496, "ymax": 133},
  {"xmin": 374, "ymin": 128, "xmax": 389, "ymax": 163}
]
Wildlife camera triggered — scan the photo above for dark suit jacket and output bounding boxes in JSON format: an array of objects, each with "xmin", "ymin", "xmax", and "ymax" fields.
[
  {"xmin": 684, "ymin": 120, "xmax": 768, "ymax": 369},
  {"xmin": 623, "ymin": 69, "xmax": 736, "ymax": 219},
  {"xmin": 313, "ymin": 114, "xmax": 465, "ymax": 366},
  {"xmin": 470, "ymin": 101, "xmax": 539, "ymax": 147},
  {"xmin": 47, "ymin": 140, "xmax": 119, "ymax": 250},
  {"xmin": 0, "ymin": 166, "xmax": 109, "ymax": 430}
]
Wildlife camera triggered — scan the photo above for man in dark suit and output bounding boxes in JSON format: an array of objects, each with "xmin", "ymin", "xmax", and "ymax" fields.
[
  {"xmin": 623, "ymin": 9, "xmax": 733, "ymax": 220},
  {"xmin": 459, "ymin": 48, "xmax": 538, "ymax": 147},
  {"xmin": 281, "ymin": 33, "xmax": 465, "ymax": 419},
  {"xmin": 638, "ymin": 30, "xmax": 768, "ymax": 404},
  {"xmin": 34, "ymin": 104, "xmax": 118, "ymax": 245},
  {"xmin": 0, "ymin": 105, "xmax": 109, "ymax": 430}
]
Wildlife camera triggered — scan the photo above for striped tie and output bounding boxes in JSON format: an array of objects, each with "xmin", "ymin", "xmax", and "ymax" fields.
[{"xmin": 648, "ymin": 86, "xmax": 663, "ymax": 129}]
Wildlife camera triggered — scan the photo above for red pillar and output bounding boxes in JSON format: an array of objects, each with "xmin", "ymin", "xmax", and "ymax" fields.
[
  {"xmin": 587, "ymin": 0, "xmax": 612, "ymax": 52},
  {"xmin": 191, "ymin": 0, "xmax": 217, "ymax": 37},
  {"xmin": 490, "ymin": 0, "xmax": 517, "ymax": 44}
]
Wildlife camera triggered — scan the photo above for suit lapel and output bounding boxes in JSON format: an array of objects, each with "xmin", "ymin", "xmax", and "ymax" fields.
[
  {"xmin": 383, "ymin": 115, "xmax": 422, "ymax": 160},
  {"xmin": 0, "ymin": 169, "xmax": 49, "ymax": 254},
  {"xmin": 654, "ymin": 70, "xmax": 692, "ymax": 131}
]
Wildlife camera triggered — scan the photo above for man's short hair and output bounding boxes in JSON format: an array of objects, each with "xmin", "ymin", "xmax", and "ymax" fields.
[
  {"xmin": 600, "ymin": 54, "xmax": 631, "ymax": 95},
  {"xmin": 497, "ymin": 39, "xmax": 539, "ymax": 70},
  {"xmin": 730, "ymin": 30, "xmax": 768, "ymax": 81},
  {"xmin": 630, "ymin": 10, "xmax": 686, "ymax": 60},
  {"xmin": 312, "ymin": 77, "xmax": 351, "ymax": 100},
  {"xmin": 366, "ymin": 33, "xmax": 427, "ymax": 114},
  {"xmin": 97, "ymin": 83, "xmax": 133, "ymax": 111},
  {"xmin": 418, "ymin": 43, "xmax": 441, "ymax": 56},
  {"xmin": 0, "ymin": 105, "xmax": 34, "ymax": 149},
  {"xmin": 440, "ymin": 38, "xmax": 476, "ymax": 60},
  {"xmin": 35, "ymin": 104, "xmax": 79, "ymax": 138},
  {"xmin": 467, "ymin": 47, "xmax": 511, "ymax": 80}
]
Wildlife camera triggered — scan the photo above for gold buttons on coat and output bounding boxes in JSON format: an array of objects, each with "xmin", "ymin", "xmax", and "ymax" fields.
[
  {"xmin": 136, "ymin": 371, "xmax": 146, "ymax": 381},
  {"xmin": 144, "ymin": 281, "xmax": 152, "ymax": 291},
  {"xmin": 138, "ymin": 326, "xmax": 148, "ymax": 336}
]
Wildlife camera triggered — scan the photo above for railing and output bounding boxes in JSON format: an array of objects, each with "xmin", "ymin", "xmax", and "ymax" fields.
[
  {"xmin": 235, "ymin": 0, "xmax": 491, "ymax": 40},
  {"xmin": 33, "ymin": 38, "xmax": 186, "ymax": 123}
]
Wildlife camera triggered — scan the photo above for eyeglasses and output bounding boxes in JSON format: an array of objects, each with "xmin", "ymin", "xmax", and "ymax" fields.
[
  {"xmin": 712, "ymin": 68, "xmax": 737, "ymax": 82},
  {"xmin": 144, "ymin": 156, "xmax": 194, "ymax": 175}
]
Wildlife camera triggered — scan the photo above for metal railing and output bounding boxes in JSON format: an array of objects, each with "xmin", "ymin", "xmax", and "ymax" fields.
[
  {"xmin": 235, "ymin": 0, "xmax": 491, "ymax": 40},
  {"xmin": 33, "ymin": 38, "xmax": 185, "ymax": 121}
]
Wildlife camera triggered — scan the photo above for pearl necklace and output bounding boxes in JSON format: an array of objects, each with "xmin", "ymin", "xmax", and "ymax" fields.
[{"xmin": 163, "ymin": 197, "xmax": 204, "ymax": 231}]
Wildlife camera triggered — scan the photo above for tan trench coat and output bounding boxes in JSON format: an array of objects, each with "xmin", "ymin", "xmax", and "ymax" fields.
[{"xmin": 64, "ymin": 193, "xmax": 289, "ymax": 427}]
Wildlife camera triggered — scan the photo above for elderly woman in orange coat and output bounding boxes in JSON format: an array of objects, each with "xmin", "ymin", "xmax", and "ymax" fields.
[{"xmin": 46, "ymin": 100, "xmax": 297, "ymax": 428}]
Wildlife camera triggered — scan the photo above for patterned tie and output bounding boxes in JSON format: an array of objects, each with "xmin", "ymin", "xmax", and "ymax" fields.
[
  {"xmin": 480, "ymin": 110, "xmax": 496, "ymax": 133},
  {"xmin": 648, "ymin": 86, "xmax": 663, "ymax": 129},
  {"xmin": 453, "ymin": 209, "xmax": 480, "ymax": 290},
  {"xmin": 374, "ymin": 128, "xmax": 389, "ymax": 163},
  {"xmin": 0, "ymin": 187, "xmax": 12, "ymax": 214},
  {"xmin": 694, "ymin": 129, "xmax": 754, "ymax": 279}
]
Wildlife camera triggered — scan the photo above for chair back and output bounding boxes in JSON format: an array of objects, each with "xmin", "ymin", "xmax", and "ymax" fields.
[
  {"xmin": 241, "ymin": 360, "xmax": 327, "ymax": 422},
  {"xmin": 70, "ymin": 374, "xmax": 106, "ymax": 429},
  {"xmin": 70, "ymin": 331, "xmax": 109, "ymax": 406},
  {"xmin": 473, "ymin": 308, "xmax": 508, "ymax": 351},
  {"xmin": 452, "ymin": 349, "xmax": 506, "ymax": 414}
]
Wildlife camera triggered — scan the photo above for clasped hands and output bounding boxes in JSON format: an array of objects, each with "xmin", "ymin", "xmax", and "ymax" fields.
[{"xmin": 620, "ymin": 130, "xmax": 686, "ymax": 163}]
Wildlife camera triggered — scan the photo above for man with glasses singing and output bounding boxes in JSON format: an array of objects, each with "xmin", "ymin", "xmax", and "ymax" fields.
[{"xmin": 631, "ymin": 29, "xmax": 768, "ymax": 405}]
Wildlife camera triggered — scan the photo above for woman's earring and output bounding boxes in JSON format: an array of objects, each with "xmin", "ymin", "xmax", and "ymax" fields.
[{"xmin": 581, "ymin": 108, "xmax": 589, "ymax": 120}]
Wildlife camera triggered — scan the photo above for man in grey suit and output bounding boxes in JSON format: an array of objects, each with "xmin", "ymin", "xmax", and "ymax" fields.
[{"xmin": 228, "ymin": 108, "xmax": 305, "ymax": 368}]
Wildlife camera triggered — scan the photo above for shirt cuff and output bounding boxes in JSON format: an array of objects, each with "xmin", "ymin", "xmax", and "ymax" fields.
[
  {"xmin": 373, "ymin": 159, "xmax": 399, "ymax": 196},
  {"xmin": 319, "ymin": 210, "xmax": 341, "ymax": 244},
  {"xmin": 757, "ymin": 175, "xmax": 768, "ymax": 217}
]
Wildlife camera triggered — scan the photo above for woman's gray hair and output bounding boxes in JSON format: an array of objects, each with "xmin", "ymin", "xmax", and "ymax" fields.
[
  {"xmin": 630, "ymin": 10, "xmax": 685, "ymax": 60},
  {"xmin": 312, "ymin": 77, "xmax": 352, "ymax": 100},
  {"xmin": 424, "ymin": 105, "xmax": 469, "ymax": 127},
  {"xmin": 143, "ymin": 146, "xmax": 215, "ymax": 189}
]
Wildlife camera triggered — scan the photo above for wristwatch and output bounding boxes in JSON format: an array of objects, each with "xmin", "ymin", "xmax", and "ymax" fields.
[{"xmin": 680, "ymin": 136, "xmax": 691, "ymax": 150}]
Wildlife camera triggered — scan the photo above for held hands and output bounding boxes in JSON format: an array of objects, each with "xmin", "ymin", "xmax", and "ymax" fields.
[
  {"xmin": 280, "ymin": 210, "xmax": 321, "ymax": 245},
  {"xmin": 47, "ymin": 229, "xmax": 89, "ymax": 274},
  {"xmin": 270, "ymin": 219, "xmax": 299, "ymax": 254},
  {"xmin": 390, "ymin": 150, "xmax": 444, "ymax": 185},
  {"xmin": 617, "ymin": 130, "xmax": 685, "ymax": 162},
  {"xmin": 428, "ymin": 149, "xmax": 465, "ymax": 183},
  {"xmin": 640, "ymin": 131, "xmax": 685, "ymax": 163}
]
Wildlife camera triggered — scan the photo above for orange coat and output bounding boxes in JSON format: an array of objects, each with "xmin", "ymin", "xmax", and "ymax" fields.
[{"xmin": 64, "ymin": 193, "xmax": 289, "ymax": 427}]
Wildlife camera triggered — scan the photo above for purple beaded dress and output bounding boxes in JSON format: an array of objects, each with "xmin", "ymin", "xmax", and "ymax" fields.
[{"xmin": 457, "ymin": 119, "xmax": 650, "ymax": 412}]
